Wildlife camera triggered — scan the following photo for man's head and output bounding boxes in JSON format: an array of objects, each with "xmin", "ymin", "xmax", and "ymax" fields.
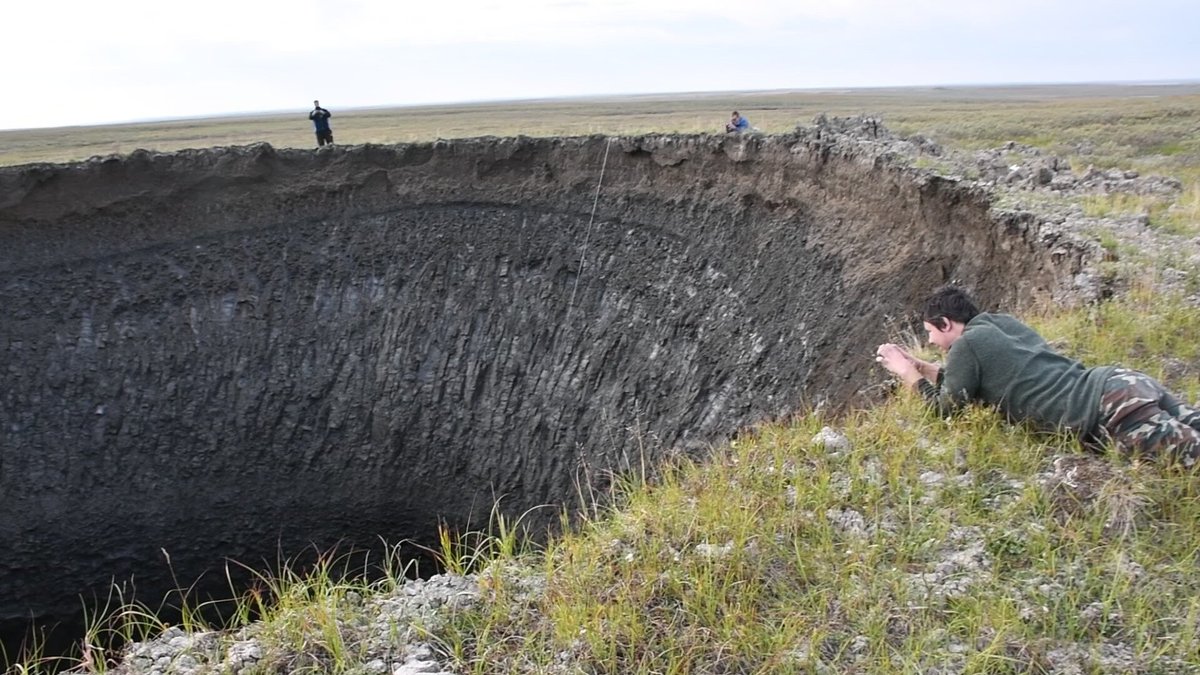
[
  {"xmin": 313, "ymin": 100, "xmax": 320, "ymax": 108},
  {"xmin": 731, "ymin": 111, "xmax": 740, "ymax": 120},
  {"xmin": 920, "ymin": 286, "xmax": 979, "ymax": 351}
]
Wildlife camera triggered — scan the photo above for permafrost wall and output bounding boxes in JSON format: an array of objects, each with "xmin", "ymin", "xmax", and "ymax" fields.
[{"xmin": 0, "ymin": 129, "xmax": 1094, "ymax": 631}]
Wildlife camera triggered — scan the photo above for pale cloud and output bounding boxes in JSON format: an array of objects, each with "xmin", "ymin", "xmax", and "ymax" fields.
[
  {"xmin": 3, "ymin": 0, "xmax": 1196, "ymax": 129},
  {"xmin": 10, "ymin": 0, "xmax": 1187, "ymax": 53},
  {"xmin": 307, "ymin": 0, "xmax": 781, "ymax": 47}
]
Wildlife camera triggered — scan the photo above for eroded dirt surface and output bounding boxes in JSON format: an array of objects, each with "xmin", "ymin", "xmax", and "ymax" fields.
[{"xmin": 0, "ymin": 122, "xmax": 1098, "ymax": 643}]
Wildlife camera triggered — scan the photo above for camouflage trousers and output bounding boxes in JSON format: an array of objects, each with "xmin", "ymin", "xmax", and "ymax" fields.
[{"xmin": 1094, "ymin": 368, "xmax": 1200, "ymax": 468}]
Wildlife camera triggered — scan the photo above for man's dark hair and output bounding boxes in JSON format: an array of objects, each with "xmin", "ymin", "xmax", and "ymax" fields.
[{"xmin": 921, "ymin": 286, "xmax": 980, "ymax": 330}]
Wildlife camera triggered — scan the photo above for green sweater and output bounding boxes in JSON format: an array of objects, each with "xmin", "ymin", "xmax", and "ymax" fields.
[{"xmin": 917, "ymin": 313, "xmax": 1115, "ymax": 435}]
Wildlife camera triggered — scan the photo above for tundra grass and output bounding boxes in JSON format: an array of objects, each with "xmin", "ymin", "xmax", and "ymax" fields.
[
  {"xmin": 434, "ymin": 293, "xmax": 1200, "ymax": 673},
  {"xmin": 2, "ymin": 84, "xmax": 1198, "ymax": 167},
  {"xmin": 6, "ymin": 86, "xmax": 1198, "ymax": 241}
]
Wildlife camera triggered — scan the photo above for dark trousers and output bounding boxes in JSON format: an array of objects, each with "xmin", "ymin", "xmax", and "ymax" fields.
[
  {"xmin": 316, "ymin": 130, "xmax": 334, "ymax": 146},
  {"xmin": 1096, "ymin": 368, "xmax": 1200, "ymax": 467}
]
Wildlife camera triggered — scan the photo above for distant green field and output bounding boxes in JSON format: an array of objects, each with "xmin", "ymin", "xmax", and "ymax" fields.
[
  {"xmin": 7, "ymin": 83, "xmax": 1197, "ymax": 238},
  {"xmin": 3, "ymin": 83, "xmax": 1199, "ymax": 168}
]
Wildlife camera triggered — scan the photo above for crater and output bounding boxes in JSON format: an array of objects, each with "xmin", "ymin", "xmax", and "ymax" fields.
[{"xmin": 0, "ymin": 128, "xmax": 1093, "ymax": 651}]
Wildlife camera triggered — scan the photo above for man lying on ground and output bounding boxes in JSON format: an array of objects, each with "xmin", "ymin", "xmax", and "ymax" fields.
[{"xmin": 876, "ymin": 285, "xmax": 1200, "ymax": 467}]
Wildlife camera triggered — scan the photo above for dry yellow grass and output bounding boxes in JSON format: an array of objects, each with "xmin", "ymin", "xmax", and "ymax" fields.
[{"xmin": 3, "ymin": 84, "xmax": 1199, "ymax": 167}]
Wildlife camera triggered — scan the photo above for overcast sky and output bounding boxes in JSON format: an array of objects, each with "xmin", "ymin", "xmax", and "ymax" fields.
[{"xmin": 5, "ymin": 0, "xmax": 1197, "ymax": 130}]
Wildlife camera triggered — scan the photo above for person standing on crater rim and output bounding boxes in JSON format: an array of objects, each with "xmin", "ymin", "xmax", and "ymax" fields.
[
  {"xmin": 309, "ymin": 100, "xmax": 334, "ymax": 147},
  {"xmin": 875, "ymin": 285, "xmax": 1200, "ymax": 467}
]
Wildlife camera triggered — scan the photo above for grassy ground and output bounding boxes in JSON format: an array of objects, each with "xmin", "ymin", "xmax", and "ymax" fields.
[
  {"xmin": 5, "ymin": 84, "xmax": 1197, "ymax": 237},
  {"xmin": 2, "ymin": 83, "xmax": 1199, "ymax": 167},
  {"xmin": 6, "ymin": 85, "xmax": 1200, "ymax": 674},
  {"xmin": 421, "ymin": 284, "xmax": 1200, "ymax": 675}
]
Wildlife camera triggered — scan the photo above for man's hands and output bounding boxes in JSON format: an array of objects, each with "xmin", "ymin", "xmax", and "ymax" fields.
[{"xmin": 876, "ymin": 343, "xmax": 938, "ymax": 389}]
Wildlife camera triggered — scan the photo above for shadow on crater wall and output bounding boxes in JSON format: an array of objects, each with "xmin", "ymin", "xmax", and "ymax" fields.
[{"xmin": 0, "ymin": 129, "xmax": 1094, "ymax": 645}]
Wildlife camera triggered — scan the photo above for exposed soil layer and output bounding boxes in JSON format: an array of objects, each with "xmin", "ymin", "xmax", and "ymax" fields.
[{"xmin": 0, "ymin": 128, "xmax": 1095, "ymax": 636}]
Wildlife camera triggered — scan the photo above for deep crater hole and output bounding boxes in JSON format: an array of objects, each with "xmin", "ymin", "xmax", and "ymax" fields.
[{"xmin": 0, "ymin": 132, "xmax": 1078, "ymax": 660}]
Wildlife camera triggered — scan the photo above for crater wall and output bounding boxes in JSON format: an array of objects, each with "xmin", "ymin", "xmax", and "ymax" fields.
[{"xmin": 0, "ymin": 131, "xmax": 1093, "ymax": 630}]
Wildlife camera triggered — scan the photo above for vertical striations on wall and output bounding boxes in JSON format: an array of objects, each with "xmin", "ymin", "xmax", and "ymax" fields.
[{"xmin": 0, "ymin": 130, "xmax": 1096, "ymax": 634}]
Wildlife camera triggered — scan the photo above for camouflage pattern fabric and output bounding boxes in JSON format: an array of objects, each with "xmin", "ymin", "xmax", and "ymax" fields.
[{"xmin": 1095, "ymin": 368, "xmax": 1200, "ymax": 467}]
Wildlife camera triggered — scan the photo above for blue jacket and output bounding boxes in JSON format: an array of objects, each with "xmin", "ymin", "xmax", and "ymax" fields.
[{"xmin": 309, "ymin": 107, "xmax": 332, "ymax": 132}]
